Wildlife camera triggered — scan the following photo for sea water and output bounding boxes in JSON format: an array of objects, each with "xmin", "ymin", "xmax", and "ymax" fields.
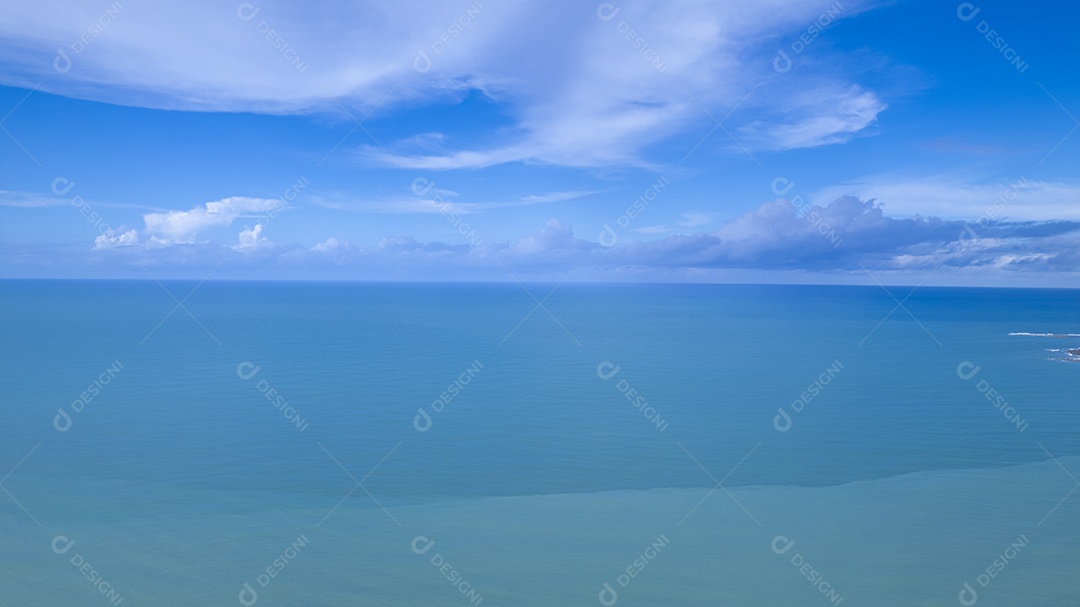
[{"xmin": 1, "ymin": 280, "xmax": 1078, "ymax": 605}]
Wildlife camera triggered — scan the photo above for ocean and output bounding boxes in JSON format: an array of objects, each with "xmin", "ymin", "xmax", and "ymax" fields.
[{"xmin": 1, "ymin": 280, "xmax": 1078, "ymax": 605}]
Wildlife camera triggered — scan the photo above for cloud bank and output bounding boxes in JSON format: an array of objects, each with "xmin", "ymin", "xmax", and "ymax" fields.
[{"xmin": 38, "ymin": 195, "xmax": 1080, "ymax": 283}]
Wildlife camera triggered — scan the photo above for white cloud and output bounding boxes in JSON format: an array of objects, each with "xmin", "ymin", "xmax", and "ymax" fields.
[
  {"xmin": 634, "ymin": 213, "xmax": 715, "ymax": 236},
  {"xmin": 29, "ymin": 199, "xmax": 1080, "ymax": 283},
  {"xmin": 310, "ymin": 196, "xmax": 451, "ymax": 215},
  {"xmin": 811, "ymin": 175, "xmax": 1080, "ymax": 221},
  {"xmin": 310, "ymin": 189, "xmax": 597, "ymax": 214},
  {"xmin": 93, "ymin": 228, "xmax": 139, "ymax": 250},
  {"xmin": 740, "ymin": 85, "xmax": 886, "ymax": 151},
  {"xmin": 0, "ymin": 189, "xmax": 158, "ymax": 211},
  {"xmin": 143, "ymin": 196, "xmax": 279, "ymax": 242},
  {"xmin": 312, "ymin": 237, "xmax": 355, "ymax": 252},
  {"xmin": 234, "ymin": 223, "xmax": 271, "ymax": 252},
  {"xmin": 677, "ymin": 212, "xmax": 713, "ymax": 228},
  {"xmin": 0, "ymin": 0, "xmax": 886, "ymax": 168},
  {"xmin": 0, "ymin": 190, "xmax": 68, "ymax": 207},
  {"xmin": 142, "ymin": 210, "xmax": 232, "ymax": 242},
  {"xmin": 512, "ymin": 218, "xmax": 597, "ymax": 255}
]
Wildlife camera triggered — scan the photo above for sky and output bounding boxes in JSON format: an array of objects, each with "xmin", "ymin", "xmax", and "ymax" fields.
[{"xmin": 1, "ymin": 0, "xmax": 1079, "ymax": 284}]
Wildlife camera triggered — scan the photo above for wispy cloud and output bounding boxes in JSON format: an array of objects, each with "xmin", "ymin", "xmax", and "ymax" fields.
[
  {"xmin": 634, "ymin": 212, "xmax": 715, "ymax": 236},
  {"xmin": 0, "ymin": 189, "xmax": 156, "ymax": 211},
  {"xmin": 677, "ymin": 212, "xmax": 714, "ymax": 228},
  {"xmin": 0, "ymin": 0, "xmax": 887, "ymax": 168},
  {"xmin": 812, "ymin": 175, "xmax": 1080, "ymax": 221},
  {"xmin": 0, "ymin": 190, "xmax": 68, "ymax": 208},
  {"xmin": 309, "ymin": 189, "xmax": 597, "ymax": 214},
  {"xmin": 739, "ymin": 85, "xmax": 886, "ymax": 151}
]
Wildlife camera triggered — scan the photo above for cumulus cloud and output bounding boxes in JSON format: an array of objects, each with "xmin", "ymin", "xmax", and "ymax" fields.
[
  {"xmin": 312, "ymin": 237, "xmax": 355, "ymax": 253},
  {"xmin": 376, "ymin": 236, "xmax": 469, "ymax": 255},
  {"xmin": 93, "ymin": 228, "xmax": 139, "ymax": 250},
  {"xmin": 705, "ymin": 196, "xmax": 930, "ymax": 264},
  {"xmin": 234, "ymin": 224, "xmax": 272, "ymax": 252},
  {"xmin": 305, "ymin": 196, "xmax": 1080, "ymax": 276},
  {"xmin": 619, "ymin": 196, "xmax": 1080, "ymax": 272},
  {"xmin": 143, "ymin": 196, "xmax": 279, "ymax": 243},
  {"xmin": 32, "ymin": 195, "xmax": 1080, "ymax": 282},
  {"xmin": 513, "ymin": 218, "xmax": 598, "ymax": 255}
]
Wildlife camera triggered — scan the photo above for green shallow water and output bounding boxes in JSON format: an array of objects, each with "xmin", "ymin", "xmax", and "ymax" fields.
[{"xmin": 3, "ymin": 456, "xmax": 1077, "ymax": 605}]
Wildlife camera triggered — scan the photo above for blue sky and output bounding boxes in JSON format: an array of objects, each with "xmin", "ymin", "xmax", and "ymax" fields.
[{"xmin": 1, "ymin": 0, "xmax": 1079, "ymax": 284}]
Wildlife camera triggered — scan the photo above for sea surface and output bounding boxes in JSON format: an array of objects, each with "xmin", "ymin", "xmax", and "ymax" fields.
[{"xmin": 1, "ymin": 280, "xmax": 1078, "ymax": 605}]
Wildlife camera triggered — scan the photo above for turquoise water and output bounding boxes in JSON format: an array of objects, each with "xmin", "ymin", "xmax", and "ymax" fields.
[{"xmin": 2, "ymin": 280, "xmax": 1078, "ymax": 605}]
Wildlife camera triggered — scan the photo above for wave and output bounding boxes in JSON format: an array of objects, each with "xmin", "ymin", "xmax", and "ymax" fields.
[{"xmin": 1009, "ymin": 332, "xmax": 1080, "ymax": 338}]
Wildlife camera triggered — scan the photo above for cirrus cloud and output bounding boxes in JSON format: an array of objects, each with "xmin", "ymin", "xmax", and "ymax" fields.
[{"xmin": 0, "ymin": 0, "xmax": 889, "ymax": 168}]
